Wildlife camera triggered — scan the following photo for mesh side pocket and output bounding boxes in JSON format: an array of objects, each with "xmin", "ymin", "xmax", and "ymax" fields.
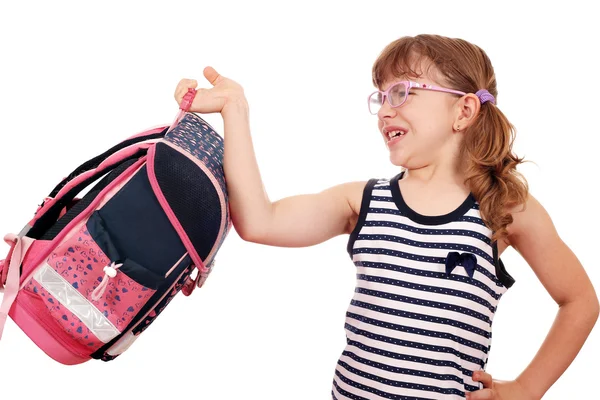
[{"xmin": 152, "ymin": 143, "xmax": 222, "ymax": 262}]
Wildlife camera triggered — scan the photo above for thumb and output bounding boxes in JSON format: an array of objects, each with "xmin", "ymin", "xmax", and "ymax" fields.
[{"xmin": 203, "ymin": 66, "xmax": 225, "ymax": 86}]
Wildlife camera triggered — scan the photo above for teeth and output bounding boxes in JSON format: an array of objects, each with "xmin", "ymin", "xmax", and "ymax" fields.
[{"xmin": 387, "ymin": 130, "xmax": 405, "ymax": 139}]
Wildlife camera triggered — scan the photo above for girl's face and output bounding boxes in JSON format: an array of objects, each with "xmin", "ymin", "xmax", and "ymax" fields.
[{"xmin": 376, "ymin": 72, "xmax": 462, "ymax": 169}]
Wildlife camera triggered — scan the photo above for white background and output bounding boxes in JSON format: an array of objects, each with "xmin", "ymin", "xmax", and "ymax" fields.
[{"xmin": 0, "ymin": 1, "xmax": 598, "ymax": 399}]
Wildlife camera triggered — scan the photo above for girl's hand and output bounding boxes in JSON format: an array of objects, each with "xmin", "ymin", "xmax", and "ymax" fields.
[
  {"xmin": 467, "ymin": 371, "xmax": 536, "ymax": 400},
  {"xmin": 174, "ymin": 66, "xmax": 247, "ymax": 116}
]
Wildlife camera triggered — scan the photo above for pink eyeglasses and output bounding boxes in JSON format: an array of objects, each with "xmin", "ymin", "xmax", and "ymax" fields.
[{"xmin": 368, "ymin": 81, "xmax": 466, "ymax": 115}]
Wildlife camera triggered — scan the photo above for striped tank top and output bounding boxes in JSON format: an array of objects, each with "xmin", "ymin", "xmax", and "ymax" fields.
[{"xmin": 332, "ymin": 171, "xmax": 515, "ymax": 400}]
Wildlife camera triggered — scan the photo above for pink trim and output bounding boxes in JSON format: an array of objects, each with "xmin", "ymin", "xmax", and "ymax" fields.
[
  {"xmin": 180, "ymin": 89, "xmax": 196, "ymax": 112},
  {"xmin": 146, "ymin": 145, "xmax": 207, "ymax": 273},
  {"xmin": 99, "ymin": 141, "xmax": 158, "ymax": 170},
  {"xmin": 166, "ymin": 110, "xmax": 186, "ymax": 134},
  {"xmin": 0, "ymin": 249, "xmax": 11, "ymax": 289},
  {"xmin": 166, "ymin": 91, "xmax": 197, "ymax": 133},
  {"xmin": 21, "ymin": 240, "xmax": 53, "ymax": 275},
  {"xmin": 128, "ymin": 264, "xmax": 190, "ymax": 336},
  {"xmin": 19, "ymin": 158, "xmax": 147, "ymax": 287},
  {"xmin": 165, "ymin": 252, "xmax": 188, "ymax": 278},
  {"xmin": 161, "ymin": 141, "xmax": 228, "ymax": 267},
  {"xmin": 20, "ymin": 219, "xmax": 88, "ymax": 290},
  {"xmin": 0, "ymin": 235, "xmax": 34, "ymax": 340},
  {"xmin": 125, "ymin": 125, "xmax": 168, "ymax": 141},
  {"xmin": 10, "ymin": 297, "xmax": 90, "ymax": 365},
  {"xmin": 31, "ymin": 141, "xmax": 158, "ymax": 225}
]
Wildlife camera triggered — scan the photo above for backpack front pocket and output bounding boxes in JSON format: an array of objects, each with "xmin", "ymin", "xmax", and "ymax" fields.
[{"xmin": 22, "ymin": 220, "xmax": 162, "ymax": 352}]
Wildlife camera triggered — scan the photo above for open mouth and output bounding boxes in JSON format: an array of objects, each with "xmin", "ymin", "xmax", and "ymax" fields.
[{"xmin": 386, "ymin": 129, "xmax": 407, "ymax": 141}]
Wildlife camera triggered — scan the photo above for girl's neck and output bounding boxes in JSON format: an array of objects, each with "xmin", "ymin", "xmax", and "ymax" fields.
[{"xmin": 402, "ymin": 165, "xmax": 468, "ymax": 192}]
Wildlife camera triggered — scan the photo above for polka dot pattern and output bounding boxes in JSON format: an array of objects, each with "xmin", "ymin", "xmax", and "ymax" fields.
[
  {"xmin": 345, "ymin": 322, "xmax": 484, "ymax": 366},
  {"xmin": 356, "ymin": 262, "xmax": 500, "ymax": 305},
  {"xmin": 354, "ymin": 286, "xmax": 492, "ymax": 325},
  {"xmin": 364, "ymin": 216, "xmax": 492, "ymax": 245},
  {"xmin": 345, "ymin": 338, "xmax": 469, "ymax": 376},
  {"xmin": 347, "ymin": 308, "xmax": 489, "ymax": 352},
  {"xmin": 341, "ymin": 350, "xmax": 480, "ymax": 392},
  {"xmin": 335, "ymin": 365, "xmax": 465, "ymax": 398},
  {"xmin": 333, "ymin": 177, "xmax": 506, "ymax": 399},
  {"xmin": 355, "ymin": 254, "xmax": 502, "ymax": 299}
]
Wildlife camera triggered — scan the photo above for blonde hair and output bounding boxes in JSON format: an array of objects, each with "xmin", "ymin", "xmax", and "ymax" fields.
[{"xmin": 372, "ymin": 34, "xmax": 529, "ymax": 243}]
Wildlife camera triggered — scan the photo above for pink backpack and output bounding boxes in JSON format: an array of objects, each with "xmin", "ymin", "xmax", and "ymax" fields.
[{"xmin": 0, "ymin": 89, "xmax": 231, "ymax": 364}]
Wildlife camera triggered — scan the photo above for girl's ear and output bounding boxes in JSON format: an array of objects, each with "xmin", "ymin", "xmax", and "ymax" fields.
[{"xmin": 453, "ymin": 93, "xmax": 480, "ymax": 130}]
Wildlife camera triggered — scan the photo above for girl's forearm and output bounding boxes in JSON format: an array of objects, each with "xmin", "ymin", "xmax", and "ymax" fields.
[
  {"xmin": 221, "ymin": 99, "xmax": 272, "ymax": 240},
  {"xmin": 515, "ymin": 298, "xmax": 599, "ymax": 399}
]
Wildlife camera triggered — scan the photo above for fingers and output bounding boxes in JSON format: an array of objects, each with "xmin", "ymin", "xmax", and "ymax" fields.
[
  {"xmin": 473, "ymin": 370, "xmax": 493, "ymax": 388},
  {"xmin": 466, "ymin": 388, "xmax": 495, "ymax": 400},
  {"xmin": 203, "ymin": 66, "xmax": 224, "ymax": 86},
  {"xmin": 467, "ymin": 371, "xmax": 495, "ymax": 400},
  {"xmin": 174, "ymin": 78, "xmax": 198, "ymax": 104}
]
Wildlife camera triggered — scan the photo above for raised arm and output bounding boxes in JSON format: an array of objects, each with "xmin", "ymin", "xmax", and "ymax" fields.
[{"xmin": 174, "ymin": 67, "xmax": 365, "ymax": 248}]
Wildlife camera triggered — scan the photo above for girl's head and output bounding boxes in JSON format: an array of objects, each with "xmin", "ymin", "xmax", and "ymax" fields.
[{"xmin": 371, "ymin": 34, "xmax": 529, "ymax": 242}]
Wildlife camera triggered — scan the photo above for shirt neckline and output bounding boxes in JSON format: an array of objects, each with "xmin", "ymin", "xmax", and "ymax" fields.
[{"xmin": 389, "ymin": 170, "xmax": 476, "ymax": 225}]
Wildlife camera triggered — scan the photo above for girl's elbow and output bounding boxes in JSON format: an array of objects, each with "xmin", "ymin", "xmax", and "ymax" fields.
[{"xmin": 232, "ymin": 220, "xmax": 266, "ymax": 244}]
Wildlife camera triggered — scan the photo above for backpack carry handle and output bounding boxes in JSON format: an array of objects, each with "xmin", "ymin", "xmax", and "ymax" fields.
[{"xmin": 167, "ymin": 88, "xmax": 197, "ymax": 134}]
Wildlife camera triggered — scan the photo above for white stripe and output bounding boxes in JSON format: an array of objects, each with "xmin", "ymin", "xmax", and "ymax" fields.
[
  {"xmin": 345, "ymin": 313, "xmax": 487, "ymax": 361},
  {"xmin": 331, "ymin": 383, "xmax": 349, "ymax": 400},
  {"xmin": 34, "ymin": 263, "xmax": 120, "ymax": 343},
  {"xmin": 355, "ymin": 280, "xmax": 493, "ymax": 330},
  {"xmin": 338, "ymin": 352, "xmax": 465, "ymax": 392},
  {"xmin": 333, "ymin": 371, "xmax": 391, "ymax": 400},
  {"xmin": 464, "ymin": 208, "xmax": 483, "ymax": 219},
  {"xmin": 365, "ymin": 212, "xmax": 492, "ymax": 236},
  {"xmin": 343, "ymin": 343, "xmax": 476, "ymax": 385},
  {"xmin": 353, "ymin": 252, "xmax": 505, "ymax": 299},
  {"xmin": 369, "ymin": 200, "xmax": 398, "ymax": 210},
  {"xmin": 359, "ymin": 225, "xmax": 492, "ymax": 258},
  {"xmin": 343, "ymin": 325, "xmax": 482, "ymax": 372},
  {"xmin": 354, "ymin": 236, "xmax": 495, "ymax": 272},
  {"xmin": 354, "ymin": 238, "xmax": 489, "ymax": 261},
  {"xmin": 372, "ymin": 188, "xmax": 393, "ymax": 198},
  {"xmin": 355, "ymin": 261, "xmax": 504, "ymax": 303},
  {"xmin": 334, "ymin": 362, "xmax": 452, "ymax": 400},
  {"xmin": 347, "ymin": 300, "xmax": 489, "ymax": 348}
]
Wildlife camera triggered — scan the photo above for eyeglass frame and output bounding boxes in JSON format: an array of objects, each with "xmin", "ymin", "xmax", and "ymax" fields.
[{"xmin": 368, "ymin": 80, "xmax": 467, "ymax": 115}]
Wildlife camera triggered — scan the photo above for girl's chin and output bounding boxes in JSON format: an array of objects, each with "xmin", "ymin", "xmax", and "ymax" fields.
[{"xmin": 389, "ymin": 153, "xmax": 407, "ymax": 167}]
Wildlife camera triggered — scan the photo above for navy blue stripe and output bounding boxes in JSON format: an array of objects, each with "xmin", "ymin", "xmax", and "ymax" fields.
[
  {"xmin": 355, "ymin": 286, "xmax": 492, "ymax": 324},
  {"xmin": 354, "ymin": 247, "xmax": 503, "ymax": 292},
  {"xmin": 337, "ymin": 360, "xmax": 465, "ymax": 396},
  {"xmin": 351, "ymin": 299, "xmax": 490, "ymax": 340},
  {"xmin": 363, "ymin": 217, "xmax": 492, "ymax": 245},
  {"xmin": 333, "ymin": 371, "xmax": 434, "ymax": 400},
  {"xmin": 346, "ymin": 338, "xmax": 473, "ymax": 378},
  {"xmin": 368, "ymin": 205, "xmax": 488, "ymax": 228},
  {"xmin": 342, "ymin": 350, "xmax": 480, "ymax": 392},
  {"xmin": 357, "ymin": 263, "xmax": 497, "ymax": 310},
  {"xmin": 347, "ymin": 310, "xmax": 489, "ymax": 353},
  {"xmin": 345, "ymin": 322, "xmax": 485, "ymax": 366},
  {"xmin": 460, "ymin": 215, "xmax": 487, "ymax": 225},
  {"xmin": 332, "ymin": 380, "xmax": 372, "ymax": 400},
  {"xmin": 356, "ymin": 231, "xmax": 493, "ymax": 266}
]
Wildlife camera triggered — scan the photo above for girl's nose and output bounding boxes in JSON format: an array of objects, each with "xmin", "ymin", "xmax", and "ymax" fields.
[{"xmin": 377, "ymin": 98, "xmax": 397, "ymax": 120}]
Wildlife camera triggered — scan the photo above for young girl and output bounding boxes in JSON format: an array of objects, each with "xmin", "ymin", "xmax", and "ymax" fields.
[{"xmin": 174, "ymin": 34, "xmax": 599, "ymax": 400}]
